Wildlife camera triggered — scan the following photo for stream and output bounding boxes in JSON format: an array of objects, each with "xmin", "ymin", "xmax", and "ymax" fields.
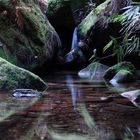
[{"xmin": 0, "ymin": 71, "xmax": 140, "ymax": 140}]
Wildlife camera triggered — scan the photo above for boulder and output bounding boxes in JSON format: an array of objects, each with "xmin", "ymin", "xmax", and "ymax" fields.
[
  {"xmin": 78, "ymin": 62, "xmax": 109, "ymax": 80},
  {"xmin": 78, "ymin": 0, "xmax": 132, "ymax": 37},
  {"xmin": 110, "ymin": 70, "xmax": 134, "ymax": 83},
  {"xmin": 0, "ymin": 57, "xmax": 47, "ymax": 91},
  {"xmin": 0, "ymin": 0, "xmax": 62, "ymax": 70},
  {"xmin": 78, "ymin": 0, "xmax": 111, "ymax": 37},
  {"xmin": 121, "ymin": 90, "xmax": 140, "ymax": 107},
  {"xmin": 104, "ymin": 61, "xmax": 136, "ymax": 80}
]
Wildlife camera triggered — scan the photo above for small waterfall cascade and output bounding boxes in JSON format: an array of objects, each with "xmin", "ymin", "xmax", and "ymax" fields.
[{"xmin": 71, "ymin": 27, "xmax": 78, "ymax": 50}]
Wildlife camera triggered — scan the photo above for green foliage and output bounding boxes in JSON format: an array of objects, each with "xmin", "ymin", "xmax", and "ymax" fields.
[
  {"xmin": 120, "ymin": 5, "xmax": 140, "ymax": 35},
  {"xmin": 102, "ymin": 5, "xmax": 140, "ymax": 63},
  {"xmin": 103, "ymin": 40, "xmax": 113, "ymax": 53},
  {"xmin": 103, "ymin": 35, "xmax": 140, "ymax": 63}
]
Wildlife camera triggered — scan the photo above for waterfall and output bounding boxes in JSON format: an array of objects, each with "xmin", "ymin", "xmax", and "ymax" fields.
[
  {"xmin": 71, "ymin": 27, "xmax": 78, "ymax": 50},
  {"xmin": 65, "ymin": 27, "xmax": 86, "ymax": 63},
  {"xmin": 64, "ymin": 27, "xmax": 78, "ymax": 63}
]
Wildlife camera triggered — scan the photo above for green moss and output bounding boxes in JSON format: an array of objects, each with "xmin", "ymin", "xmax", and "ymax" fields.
[
  {"xmin": 78, "ymin": 0, "xmax": 111, "ymax": 36},
  {"xmin": 0, "ymin": 18, "xmax": 15, "ymax": 46},
  {"xmin": 110, "ymin": 62, "xmax": 135, "ymax": 73},
  {"xmin": 0, "ymin": 57, "xmax": 47, "ymax": 90},
  {"xmin": 20, "ymin": 1, "xmax": 48, "ymax": 42},
  {"xmin": 111, "ymin": 69, "xmax": 134, "ymax": 83},
  {"xmin": 118, "ymin": 70, "xmax": 132, "ymax": 75},
  {"xmin": 47, "ymin": 0, "xmax": 64, "ymax": 16},
  {"xmin": 0, "ymin": 0, "xmax": 62, "ymax": 70},
  {"xmin": 104, "ymin": 61, "xmax": 136, "ymax": 80}
]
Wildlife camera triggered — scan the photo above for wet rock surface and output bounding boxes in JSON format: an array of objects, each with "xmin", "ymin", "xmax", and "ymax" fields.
[
  {"xmin": 104, "ymin": 61, "xmax": 136, "ymax": 80},
  {"xmin": 12, "ymin": 89, "xmax": 41, "ymax": 98},
  {"xmin": 78, "ymin": 62, "xmax": 109, "ymax": 80},
  {"xmin": 110, "ymin": 70, "xmax": 135, "ymax": 83}
]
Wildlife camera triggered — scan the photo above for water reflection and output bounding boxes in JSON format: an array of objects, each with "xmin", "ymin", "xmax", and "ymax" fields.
[
  {"xmin": 0, "ymin": 72, "xmax": 140, "ymax": 139},
  {"xmin": 35, "ymin": 117, "xmax": 48, "ymax": 140},
  {"xmin": 66, "ymin": 74, "xmax": 82, "ymax": 109},
  {"xmin": 108, "ymin": 80, "xmax": 129, "ymax": 93},
  {"xmin": 0, "ymin": 91, "xmax": 39, "ymax": 122}
]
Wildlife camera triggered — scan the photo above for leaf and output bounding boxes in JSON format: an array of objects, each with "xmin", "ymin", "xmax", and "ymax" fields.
[{"xmin": 103, "ymin": 40, "xmax": 113, "ymax": 53}]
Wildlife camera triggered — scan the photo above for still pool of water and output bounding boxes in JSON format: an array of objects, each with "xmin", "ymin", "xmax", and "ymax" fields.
[{"xmin": 0, "ymin": 71, "xmax": 140, "ymax": 140}]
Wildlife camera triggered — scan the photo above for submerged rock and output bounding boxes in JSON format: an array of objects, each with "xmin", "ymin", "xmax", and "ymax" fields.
[
  {"xmin": 121, "ymin": 90, "xmax": 140, "ymax": 108},
  {"xmin": 110, "ymin": 70, "xmax": 134, "ymax": 83},
  {"xmin": 0, "ymin": 58, "xmax": 47, "ymax": 91},
  {"xmin": 12, "ymin": 89, "xmax": 41, "ymax": 98},
  {"xmin": 78, "ymin": 62, "xmax": 109, "ymax": 80},
  {"xmin": 104, "ymin": 61, "xmax": 136, "ymax": 80}
]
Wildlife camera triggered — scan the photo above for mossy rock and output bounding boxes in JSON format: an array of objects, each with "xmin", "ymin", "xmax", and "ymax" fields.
[
  {"xmin": 47, "ymin": 0, "xmax": 65, "ymax": 16},
  {"xmin": 0, "ymin": 57, "xmax": 47, "ymax": 91},
  {"xmin": 104, "ymin": 61, "xmax": 136, "ymax": 80},
  {"xmin": 0, "ymin": 0, "xmax": 62, "ymax": 70},
  {"xmin": 78, "ymin": 0, "xmax": 111, "ymax": 36},
  {"xmin": 78, "ymin": 62, "xmax": 109, "ymax": 80},
  {"xmin": 110, "ymin": 70, "xmax": 134, "ymax": 83}
]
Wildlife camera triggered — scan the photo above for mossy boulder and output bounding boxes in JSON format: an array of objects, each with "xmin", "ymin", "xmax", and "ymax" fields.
[
  {"xmin": 78, "ymin": 0, "xmax": 111, "ymax": 37},
  {"xmin": 0, "ymin": 0, "xmax": 62, "ymax": 70},
  {"xmin": 110, "ymin": 70, "xmax": 134, "ymax": 83},
  {"xmin": 104, "ymin": 61, "xmax": 136, "ymax": 80},
  {"xmin": 78, "ymin": 0, "xmax": 132, "ymax": 37},
  {"xmin": 0, "ymin": 57, "xmax": 47, "ymax": 91},
  {"xmin": 78, "ymin": 62, "xmax": 109, "ymax": 80}
]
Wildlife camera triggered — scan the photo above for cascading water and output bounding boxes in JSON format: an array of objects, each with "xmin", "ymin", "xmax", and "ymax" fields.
[
  {"xmin": 65, "ymin": 27, "xmax": 86, "ymax": 63},
  {"xmin": 71, "ymin": 27, "xmax": 78, "ymax": 50},
  {"xmin": 65, "ymin": 27, "xmax": 78, "ymax": 63}
]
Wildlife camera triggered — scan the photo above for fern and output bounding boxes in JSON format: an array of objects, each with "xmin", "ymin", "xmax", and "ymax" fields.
[
  {"xmin": 120, "ymin": 5, "xmax": 140, "ymax": 35},
  {"xmin": 101, "ymin": 4, "xmax": 140, "ymax": 63},
  {"xmin": 103, "ymin": 34, "xmax": 140, "ymax": 63}
]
